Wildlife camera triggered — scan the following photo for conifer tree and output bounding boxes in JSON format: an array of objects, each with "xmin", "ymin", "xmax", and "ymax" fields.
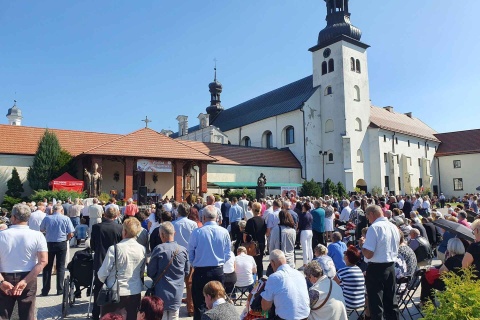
[
  {"xmin": 6, "ymin": 167, "xmax": 24, "ymax": 198},
  {"xmin": 336, "ymin": 181, "xmax": 347, "ymax": 198},
  {"xmin": 27, "ymin": 129, "xmax": 61, "ymax": 190}
]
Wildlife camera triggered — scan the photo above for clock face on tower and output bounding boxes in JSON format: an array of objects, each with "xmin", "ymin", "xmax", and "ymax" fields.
[{"xmin": 323, "ymin": 48, "xmax": 331, "ymax": 58}]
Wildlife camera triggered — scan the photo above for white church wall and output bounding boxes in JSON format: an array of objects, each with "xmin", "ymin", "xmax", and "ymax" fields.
[
  {"xmin": 206, "ymin": 164, "xmax": 302, "ymax": 185},
  {"xmin": 437, "ymin": 154, "xmax": 479, "ymax": 198},
  {"xmin": 0, "ymin": 155, "xmax": 34, "ymax": 202},
  {"xmin": 303, "ymin": 89, "xmax": 323, "ymax": 182}
]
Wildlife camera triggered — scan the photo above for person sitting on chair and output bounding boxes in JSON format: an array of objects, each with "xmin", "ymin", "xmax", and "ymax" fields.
[
  {"xmin": 408, "ymin": 229, "xmax": 433, "ymax": 267},
  {"xmin": 202, "ymin": 281, "xmax": 239, "ymax": 320},
  {"xmin": 234, "ymin": 246, "xmax": 257, "ymax": 293}
]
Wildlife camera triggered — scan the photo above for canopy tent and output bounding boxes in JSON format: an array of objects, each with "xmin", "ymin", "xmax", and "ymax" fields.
[{"xmin": 50, "ymin": 172, "xmax": 84, "ymax": 193}]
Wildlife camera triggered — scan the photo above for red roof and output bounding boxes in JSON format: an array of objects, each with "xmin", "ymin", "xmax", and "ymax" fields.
[
  {"xmin": 177, "ymin": 140, "xmax": 302, "ymax": 168},
  {"xmin": 434, "ymin": 129, "xmax": 480, "ymax": 156},
  {"xmin": 369, "ymin": 106, "xmax": 440, "ymax": 142},
  {"xmin": 81, "ymin": 128, "xmax": 216, "ymax": 161}
]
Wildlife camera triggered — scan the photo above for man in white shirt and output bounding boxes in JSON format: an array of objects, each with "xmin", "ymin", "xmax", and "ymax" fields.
[
  {"xmin": 361, "ymin": 205, "xmax": 400, "ymax": 320},
  {"xmin": 0, "ymin": 204, "xmax": 48, "ymax": 319},
  {"xmin": 234, "ymin": 246, "xmax": 257, "ymax": 288},
  {"xmin": 200, "ymin": 195, "xmax": 222, "ymax": 225},
  {"xmin": 88, "ymin": 198, "xmax": 104, "ymax": 233},
  {"xmin": 339, "ymin": 200, "xmax": 351, "ymax": 221},
  {"xmin": 266, "ymin": 200, "xmax": 282, "ymax": 237},
  {"xmin": 238, "ymin": 194, "xmax": 249, "ymax": 215},
  {"xmin": 29, "ymin": 202, "xmax": 46, "ymax": 231}
]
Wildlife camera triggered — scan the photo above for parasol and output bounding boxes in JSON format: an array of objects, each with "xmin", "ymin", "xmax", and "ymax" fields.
[{"xmin": 433, "ymin": 218, "xmax": 474, "ymax": 242}]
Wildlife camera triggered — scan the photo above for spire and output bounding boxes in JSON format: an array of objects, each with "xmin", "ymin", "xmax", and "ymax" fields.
[
  {"xmin": 206, "ymin": 59, "xmax": 224, "ymax": 122},
  {"xmin": 6, "ymin": 99, "xmax": 23, "ymax": 126},
  {"xmin": 316, "ymin": 0, "xmax": 362, "ymax": 47}
]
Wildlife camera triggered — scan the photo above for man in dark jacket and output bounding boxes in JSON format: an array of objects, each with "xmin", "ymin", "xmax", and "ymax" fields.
[
  {"xmin": 220, "ymin": 198, "xmax": 231, "ymax": 228},
  {"xmin": 421, "ymin": 217, "xmax": 438, "ymax": 246},
  {"xmin": 402, "ymin": 195, "xmax": 413, "ymax": 216},
  {"xmin": 90, "ymin": 206, "xmax": 123, "ymax": 320}
]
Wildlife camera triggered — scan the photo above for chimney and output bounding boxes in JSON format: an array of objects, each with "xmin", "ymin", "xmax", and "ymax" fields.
[
  {"xmin": 176, "ymin": 115, "xmax": 188, "ymax": 136},
  {"xmin": 160, "ymin": 129, "xmax": 174, "ymax": 137},
  {"xmin": 383, "ymin": 106, "xmax": 394, "ymax": 113},
  {"xmin": 404, "ymin": 112, "xmax": 413, "ymax": 118}
]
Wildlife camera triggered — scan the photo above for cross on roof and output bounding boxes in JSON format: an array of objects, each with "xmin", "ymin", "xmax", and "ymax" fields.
[{"xmin": 141, "ymin": 116, "xmax": 152, "ymax": 128}]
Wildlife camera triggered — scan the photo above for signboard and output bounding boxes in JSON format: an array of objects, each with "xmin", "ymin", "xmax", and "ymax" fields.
[
  {"xmin": 136, "ymin": 159, "xmax": 172, "ymax": 172},
  {"xmin": 281, "ymin": 186, "xmax": 298, "ymax": 198}
]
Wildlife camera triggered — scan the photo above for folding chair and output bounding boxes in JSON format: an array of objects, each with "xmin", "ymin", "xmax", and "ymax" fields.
[
  {"xmin": 230, "ymin": 285, "xmax": 253, "ymax": 306},
  {"xmin": 347, "ymin": 306, "xmax": 365, "ymax": 318},
  {"xmin": 398, "ymin": 269, "xmax": 426, "ymax": 319}
]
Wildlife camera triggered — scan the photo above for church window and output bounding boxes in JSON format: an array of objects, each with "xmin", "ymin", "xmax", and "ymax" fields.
[
  {"xmin": 427, "ymin": 144, "xmax": 429, "ymax": 151},
  {"xmin": 350, "ymin": 58, "xmax": 355, "ymax": 71},
  {"xmin": 354, "ymin": 85, "xmax": 360, "ymax": 101},
  {"xmin": 383, "ymin": 135, "xmax": 386, "ymax": 142},
  {"xmin": 384, "ymin": 153, "xmax": 387, "ymax": 162},
  {"xmin": 357, "ymin": 149, "xmax": 363, "ymax": 162},
  {"xmin": 328, "ymin": 59, "xmax": 334, "ymax": 73},
  {"xmin": 395, "ymin": 137, "xmax": 398, "ymax": 144},
  {"xmin": 453, "ymin": 178, "xmax": 463, "ymax": 191},
  {"xmin": 324, "ymin": 86, "xmax": 333, "ymax": 95},
  {"xmin": 418, "ymin": 158, "xmax": 421, "ymax": 166},
  {"xmin": 242, "ymin": 136, "xmax": 251, "ymax": 147},
  {"xmin": 285, "ymin": 126, "xmax": 295, "ymax": 145},
  {"xmin": 322, "ymin": 62, "xmax": 328, "ymax": 75},
  {"xmin": 263, "ymin": 131, "xmax": 273, "ymax": 148},
  {"xmin": 398, "ymin": 177, "xmax": 402, "ymax": 191},
  {"xmin": 328, "ymin": 152, "xmax": 334, "ymax": 162},
  {"xmin": 453, "ymin": 160, "xmax": 461, "ymax": 168},
  {"xmin": 408, "ymin": 140, "xmax": 410, "ymax": 147},
  {"xmin": 325, "ymin": 119, "xmax": 334, "ymax": 133},
  {"xmin": 355, "ymin": 118, "xmax": 362, "ymax": 131},
  {"xmin": 418, "ymin": 142, "xmax": 420, "ymax": 149},
  {"xmin": 356, "ymin": 59, "xmax": 361, "ymax": 73}
]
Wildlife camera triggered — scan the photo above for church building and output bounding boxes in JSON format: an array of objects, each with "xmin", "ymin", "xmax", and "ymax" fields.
[{"xmin": 166, "ymin": 0, "xmax": 441, "ymax": 195}]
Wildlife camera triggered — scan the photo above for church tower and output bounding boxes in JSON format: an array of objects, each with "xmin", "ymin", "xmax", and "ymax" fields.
[
  {"xmin": 6, "ymin": 100, "xmax": 23, "ymax": 126},
  {"xmin": 206, "ymin": 66, "xmax": 224, "ymax": 123},
  {"xmin": 309, "ymin": 0, "xmax": 371, "ymax": 192}
]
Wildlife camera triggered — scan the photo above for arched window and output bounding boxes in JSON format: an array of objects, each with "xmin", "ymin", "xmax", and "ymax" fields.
[
  {"xmin": 263, "ymin": 131, "xmax": 273, "ymax": 148},
  {"xmin": 354, "ymin": 85, "xmax": 360, "ymax": 101},
  {"xmin": 321, "ymin": 61, "xmax": 327, "ymax": 75},
  {"xmin": 324, "ymin": 86, "xmax": 333, "ymax": 95},
  {"xmin": 328, "ymin": 59, "xmax": 334, "ymax": 73},
  {"xmin": 355, "ymin": 118, "xmax": 362, "ymax": 131},
  {"xmin": 242, "ymin": 136, "xmax": 251, "ymax": 147},
  {"xmin": 325, "ymin": 119, "xmax": 334, "ymax": 133},
  {"xmin": 350, "ymin": 57, "xmax": 355, "ymax": 71},
  {"xmin": 285, "ymin": 126, "xmax": 295, "ymax": 145},
  {"xmin": 328, "ymin": 152, "xmax": 334, "ymax": 162},
  {"xmin": 356, "ymin": 59, "xmax": 361, "ymax": 73},
  {"xmin": 357, "ymin": 149, "xmax": 364, "ymax": 162}
]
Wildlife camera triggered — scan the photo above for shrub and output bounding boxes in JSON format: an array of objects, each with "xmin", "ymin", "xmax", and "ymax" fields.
[
  {"xmin": 227, "ymin": 188, "xmax": 256, "ymax": 201},
  {"xmin": 0, "ymin": 195, "xmax": 23, "ymax": 212},
  {"xmin": 336, "ymin": 181, "xmax": 347, "ymax": 198},
  {"xmin": 371, "ymin": 186, "xmax": 382, "ymax": 196},
  {"xmin": 30, "ymin": 189, "xmax": 86, "ymax": 203},
  {"xmin": 6, "ymin": 167, "xmax": 24, "ymax": 198},
  {"xmin": 324, "ymin": 178, "xmax": 337, "ymax": 197},
  {"xmin": 421, "ymin": 267, "xmax": 480, "ymax": 320},
  {"xmin": 301, "ymin": 179, "xmax": 322, "ymax": 198}
]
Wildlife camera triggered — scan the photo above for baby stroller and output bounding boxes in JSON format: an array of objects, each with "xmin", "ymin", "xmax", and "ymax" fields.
[{"xmin": 63, "ymin": 248, "xmax": 95, "ymax": 318}]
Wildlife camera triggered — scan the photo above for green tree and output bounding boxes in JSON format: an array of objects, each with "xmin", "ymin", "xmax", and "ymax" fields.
[
  {"xmin": 27, "ymin": 129, "xmax": 61, "ymax": 190},
  {"xmin": 324, "ymin": 178, "xmax": 337, "ymax": 196},
  {"xmin": 301, "ymin": 179, "xmax": 322, "ymax": 198},
  {"xmin": 53, "ymin": 149, "xmax": 76, "ymax": 177},
  {"xmin": 336, "ymin": 181, "xmax": 347, "ymax": 198},
  {"xmin": 6, "ymin": 167, "xmax": 24, "ymax": 198}
]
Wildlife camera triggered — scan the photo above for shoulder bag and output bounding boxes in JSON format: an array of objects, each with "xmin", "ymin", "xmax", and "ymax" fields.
[
  {"xmin": 97, "ymin": 244, "xmax": 121, "ymax": 306},
  {"xmin": 310, "ymin": 278, "xmax": 333, "ymax": 311},
  {"xmin": 145, "ymin": 247, "xmax": 180, "ymax": 297}
]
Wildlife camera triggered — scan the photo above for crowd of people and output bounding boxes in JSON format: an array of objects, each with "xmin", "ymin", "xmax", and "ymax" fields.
[{"xmin": 0, "ymin": 191, "xmax": 480, "ymax": 320}]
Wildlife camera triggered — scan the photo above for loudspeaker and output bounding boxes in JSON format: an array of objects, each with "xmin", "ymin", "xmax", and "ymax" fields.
[{"xmin": 139, "ymin": 186, "xmax": 148, "ymax": 205}]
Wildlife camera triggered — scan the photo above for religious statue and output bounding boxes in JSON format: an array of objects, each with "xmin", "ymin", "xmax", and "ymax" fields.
[
  {"xmin": 257, "ymin": 173, "xmax": 267, "ymax": 187},
  {"xmin": 84, "ymin": 163, "xmax": 103, "ymax": 197},
  {"xmin": 185, "ymin": 172, "xmax": 193, "ymax": 190}
]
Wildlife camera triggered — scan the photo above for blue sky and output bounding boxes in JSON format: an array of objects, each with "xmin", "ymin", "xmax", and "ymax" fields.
[{"xmin": 1, "ymin": 1, "xmax": 478, "ymax": 135}]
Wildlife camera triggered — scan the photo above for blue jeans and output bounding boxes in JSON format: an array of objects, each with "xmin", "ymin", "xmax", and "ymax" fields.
[{"xmin": 70, "ymin": 216, "xmax": 80, "ymax": 228}]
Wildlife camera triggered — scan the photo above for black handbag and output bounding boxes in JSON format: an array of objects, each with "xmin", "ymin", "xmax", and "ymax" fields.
[{"xmin": 97, "ymin": 244, "xmax": 120, "ymax": 306}]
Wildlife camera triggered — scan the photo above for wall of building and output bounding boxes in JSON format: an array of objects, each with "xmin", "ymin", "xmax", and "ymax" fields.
[
  {"xmin": 437, "ymin": 153, "xmax": 479, "ymax": 198},
  {"xmin": 0, "ymin": 155, "xmax": 34, "ymax": 201},
  {"xmin": 177, "ymin": 126, "xmax": 228, "ymax": 144},
  {"xmin": 207, "ymin": 164, "xmax": 302, "ymax": 185}
]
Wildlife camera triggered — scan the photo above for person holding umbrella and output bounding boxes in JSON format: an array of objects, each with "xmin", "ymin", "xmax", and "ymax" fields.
[{"xmin": 463, "ymin": 219, "xmax": 480, "ymax": 275}]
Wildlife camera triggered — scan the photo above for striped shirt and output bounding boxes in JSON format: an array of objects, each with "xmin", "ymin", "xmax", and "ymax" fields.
[{"xmin": 336, "ymin": 265, "xmax": 365, "ymax": 309}]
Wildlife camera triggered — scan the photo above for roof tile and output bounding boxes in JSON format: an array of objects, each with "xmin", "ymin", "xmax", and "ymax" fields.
[{"xmin": 434, "ymin": 129, "xmax": 480, "ymax": 156}]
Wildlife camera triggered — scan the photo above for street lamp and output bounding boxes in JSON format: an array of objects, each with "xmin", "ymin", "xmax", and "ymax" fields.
[{"xmin": 319, "ymin": 150, "xmax": 328, "ymax": 196}]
